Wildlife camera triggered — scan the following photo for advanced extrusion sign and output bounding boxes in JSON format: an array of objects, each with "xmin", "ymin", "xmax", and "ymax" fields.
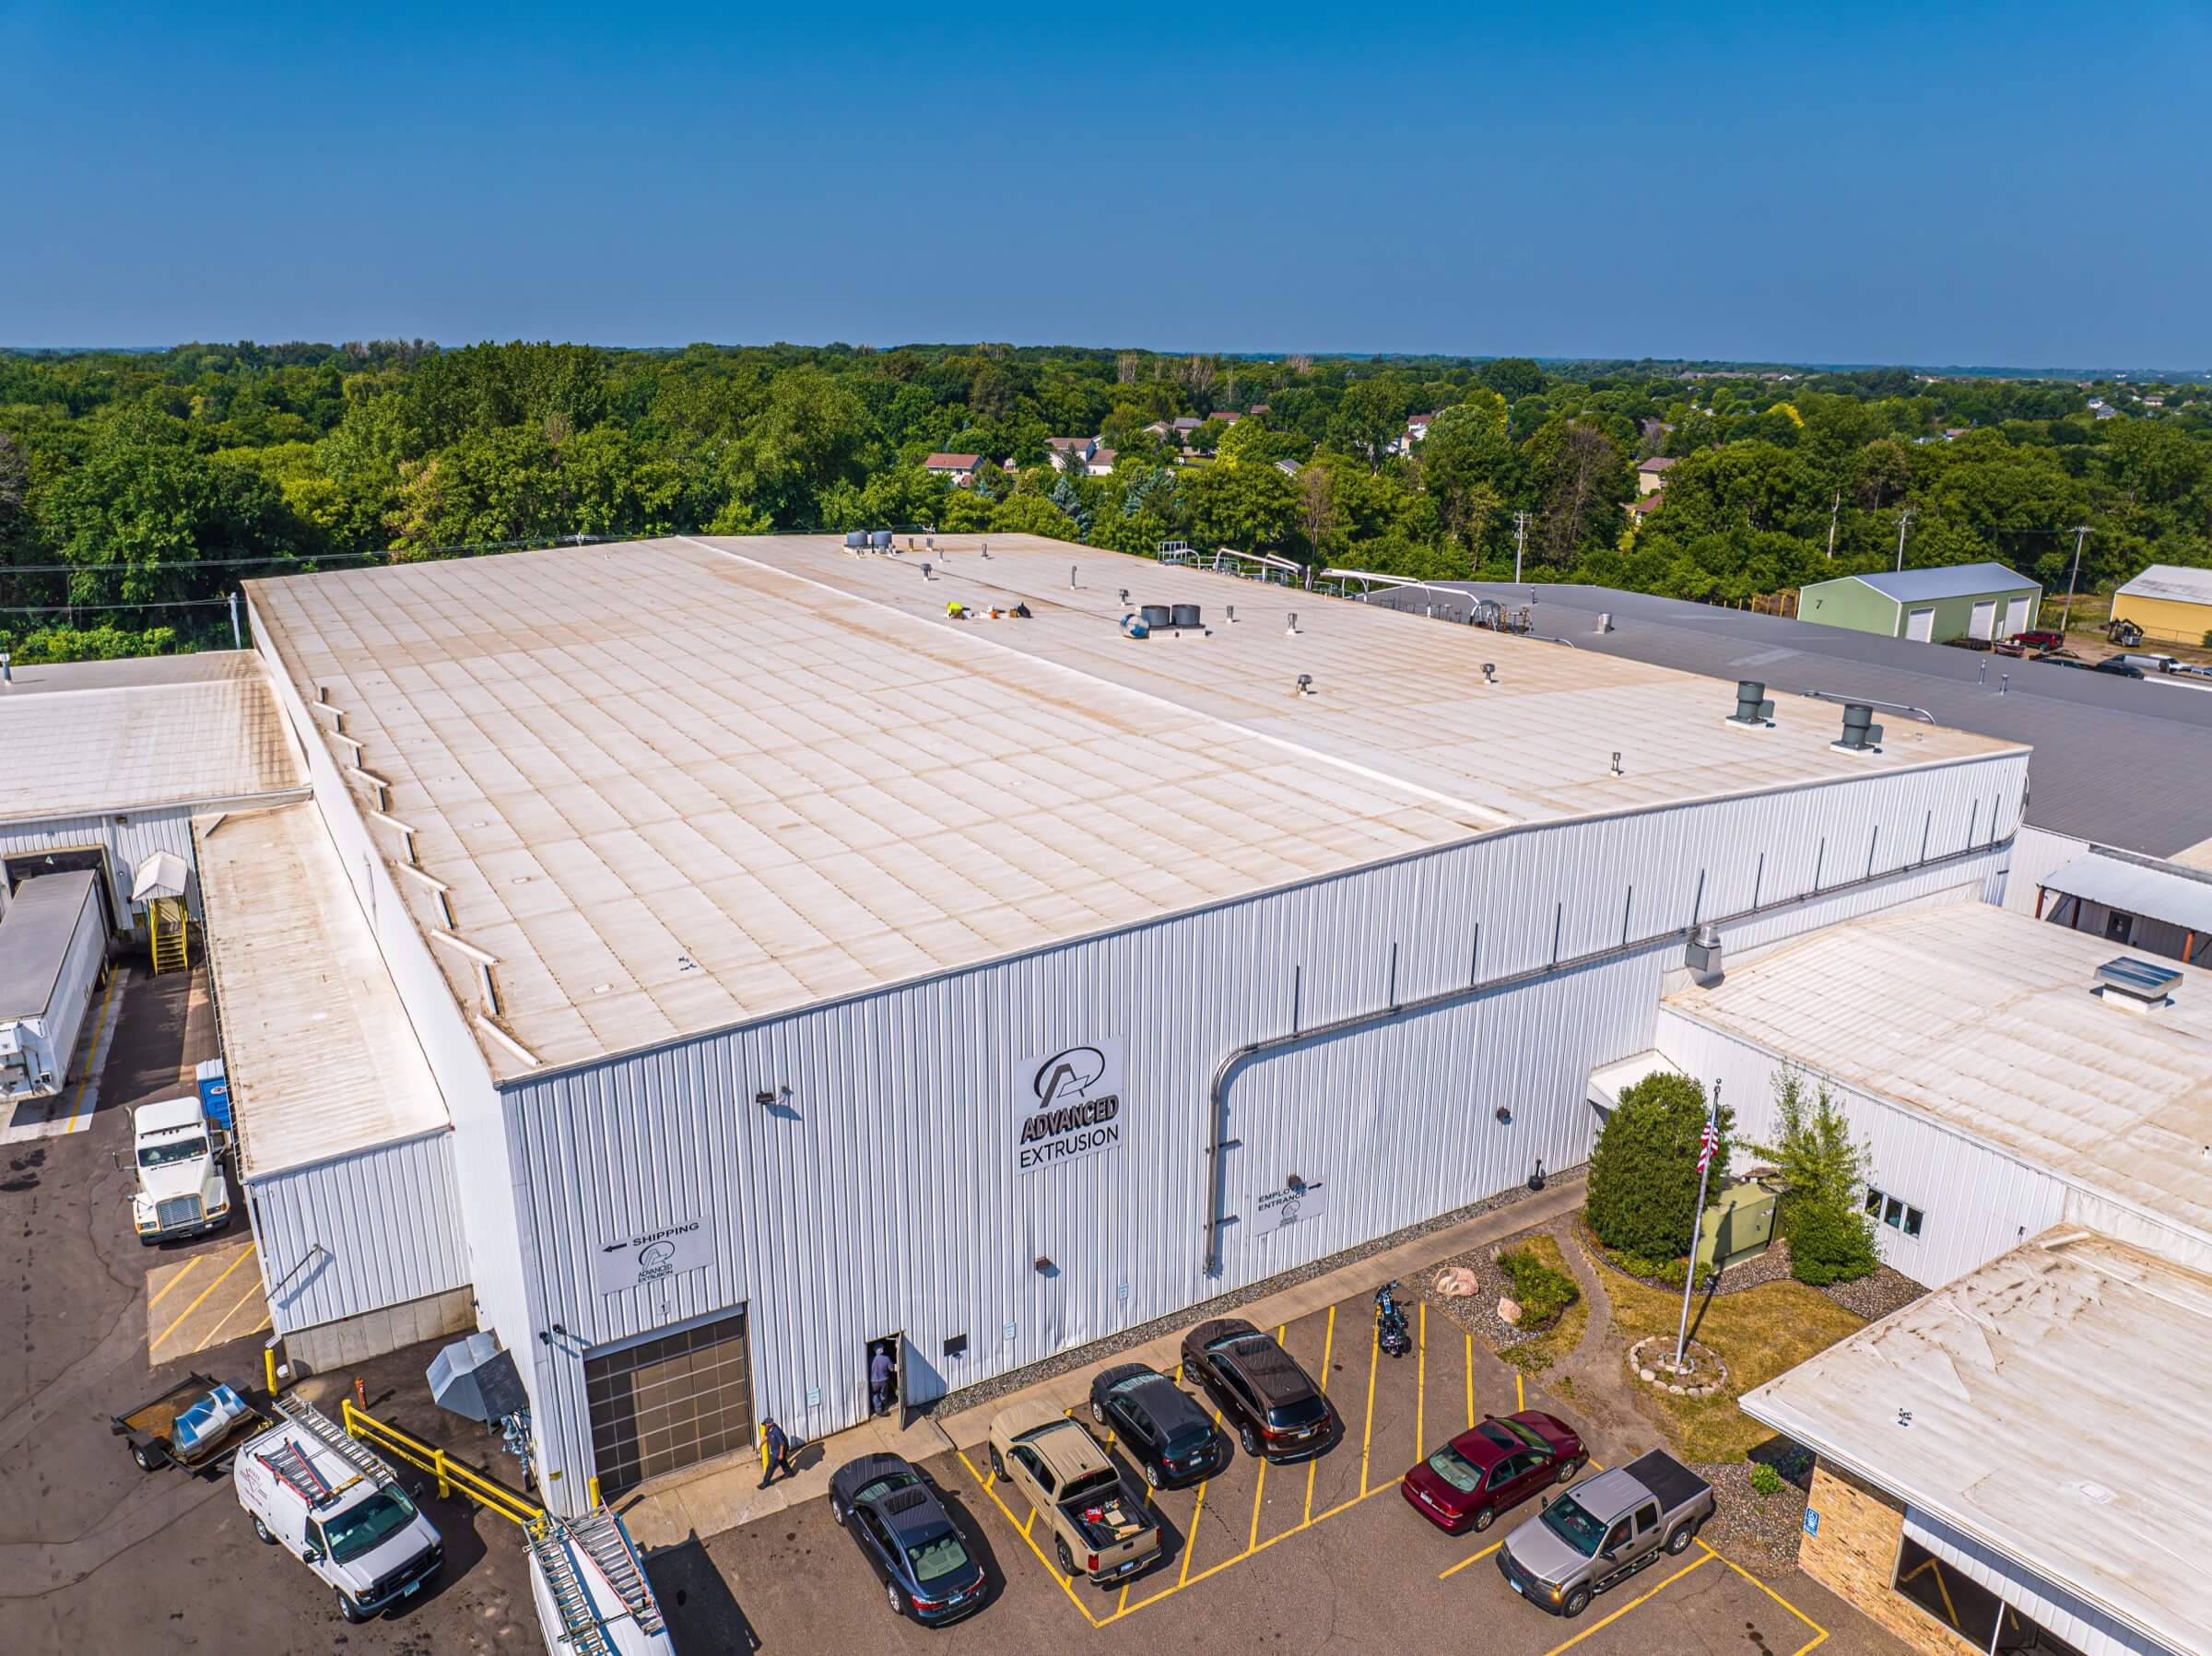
[{"xmin": 1015, "ymin": 1038, "xmax": 1126, "ymax": 1175}]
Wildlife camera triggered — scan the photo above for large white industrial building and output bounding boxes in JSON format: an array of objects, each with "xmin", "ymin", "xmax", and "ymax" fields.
[{"xmin": 184, "ymin": 532, "xmax": 2036, "ymax": 1514}]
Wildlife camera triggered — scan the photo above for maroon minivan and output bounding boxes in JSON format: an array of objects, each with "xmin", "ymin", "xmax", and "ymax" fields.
[{"xmin": 1399, "ymin": 1412, "xmax": 1583, "ymax": 1535}]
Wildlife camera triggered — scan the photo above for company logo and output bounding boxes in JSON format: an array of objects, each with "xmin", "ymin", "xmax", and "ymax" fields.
[
  {"xmin": 1015, "ymin": 1039, "xmax": 1126, "ymax": 1175},
  {"xmin": 637, "ymin": 1240, "xmax": 677, "ymax": 1272}
]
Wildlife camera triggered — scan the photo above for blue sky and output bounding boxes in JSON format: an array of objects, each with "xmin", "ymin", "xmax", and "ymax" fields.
[{"xmin": 4, "ymin": 2, "xmax": 2206, "ymax": 366}]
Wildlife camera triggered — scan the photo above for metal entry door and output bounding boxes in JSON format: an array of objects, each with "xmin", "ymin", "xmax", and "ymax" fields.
[{"xmin": 584, "ymin": 1310, "xmax": 753, "ymax": 1498}]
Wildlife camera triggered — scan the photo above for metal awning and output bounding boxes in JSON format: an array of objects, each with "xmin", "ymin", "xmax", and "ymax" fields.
[
  {"xmin": 2041, "ymin": 852, "xmax": 2212, "ymax": 936},
  {"xmin": 1586, "ymin": 1050, "xmax": 1684, "ymax": 1112}
]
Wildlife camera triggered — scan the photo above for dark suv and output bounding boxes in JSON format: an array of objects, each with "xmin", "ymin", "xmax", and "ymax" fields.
[
  {"xmin": 1088, "ymin": 1363, "xmax": 1224, "ymax": 1489},
  {"xmin": 1180, "ymin": 1319, "xmax": 1335, "ymax": 1462},
  {"xmin": 828, "ymin": 1454, "xmax": 988, "ymax": 1625}
]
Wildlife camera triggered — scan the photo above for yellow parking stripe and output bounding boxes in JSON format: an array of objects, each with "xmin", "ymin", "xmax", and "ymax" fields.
[
  {"xmin": 1465, "ymin": 1333, "xmax": 1475, "ymax": 1429},
  {"xmin": 150, "ymin": 1244, "xmax": 256, "ymax": 1354},
  {"xmin": 1178, "ymin": 1403, "xmax": 1222, "ymax": 1588},
  {"xmin": 1109, "ymin": 1479, "xmax": 1396, "ymax": 1624},
  {"xmin": 1517, "ymin": 1368, "xmax": 1525, "ymax": 1412},
  {"xmin": 957, "ymin": 1449, "xmax": 1101, "ymax": 1628},
  {"xmin": 1415, "ymin": 1301, "xmax": 1426, "ymax": 1461},
  {"xmin": 1440, "ymin": 1539, "xmax": 1501, "ymax": 1579},
  {"xmin": 145, "ymin": 1252, "xmax": 206, "ymax": 1311},
  {"xmin": 64, "ymin": 969, "xmax": 117, "ymax": 1134},
  {"xmin": 1304, "ymin": 1304, "xmax": 1335, "ymax": 1525},
  {"xmin": 202, "ymin": 1274, "xmax": 269, "ymax": 1345},
  {"xmin": 1542, "ymin": 1547, "xmax": 1714, "ymax": 1656},
  {"xmin": 1722, "ymin": 1547, "xmax": 1830, "ymax": 1654},
  {"xmin": 1358, "ymin": 1321, "xmax": 1380, "ymax": 1492}
]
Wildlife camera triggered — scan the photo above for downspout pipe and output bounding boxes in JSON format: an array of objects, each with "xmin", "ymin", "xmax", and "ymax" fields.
[{"xmin": 1200, "ymin": 829, "xmax": 2015, "ymax": 1274}]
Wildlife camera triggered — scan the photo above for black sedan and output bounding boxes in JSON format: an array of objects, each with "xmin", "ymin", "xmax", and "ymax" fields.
[
  {"xmin": 1088, "ymin": 1363, "xmax": 1225, "ymax": 1489},
  {"xmin": 827, "ymin": 1454, "xmax": 988, "ymax": 1624}
]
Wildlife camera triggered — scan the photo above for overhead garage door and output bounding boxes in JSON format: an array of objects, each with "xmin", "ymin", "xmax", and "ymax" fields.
[
  {"xmin": 1906, "ymin": 607, "xmax": 1936, "ymax": 642},
  {"xmin": 2003, "ymin": 594, "xmax": 2032, "ymax": 636},
  {"xmin": 1969, "ymin": 599, "xmax": 1997, "ymax": 640},
  {"xmin": 585, "ymin": 1309, "xmax": 753, "ymax": 1498}
]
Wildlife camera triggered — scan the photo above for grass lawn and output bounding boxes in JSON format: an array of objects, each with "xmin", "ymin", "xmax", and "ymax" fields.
[
  {"xmin": 1585, "ymin": 1241, "xmax": 1866, "ymax": 1463},
  {"xmin": 1500, "ymin": 1233, "xmax": 1589, "ymax": 1377}
]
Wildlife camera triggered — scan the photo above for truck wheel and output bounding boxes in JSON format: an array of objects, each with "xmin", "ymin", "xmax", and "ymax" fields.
[
  {"xmin": 252, "ymin": 1514, "xmax": 277, "ymax": 1545},
  {"xmin": 1562, "ymin": 1584, "xmax": 1592, "ymax": 1618},
  {"xmin": 131, "ymin": 1441, "xmax": 158, "ymax": 1472},
  {"xmin": 1472, "ymin": 1505, "xmax": 1495, "ymax": 1533},
  {"xmin": 1666, "ymin": 1521, "xmax": 1697, "ymax": 1555},
  {"xmin": 1055, "ymin": 1537, "xmax": 1077, "ymax": 1577},
  {"xmin": 987, "ymin": 1445, "xmax": 1006, "ymax": 1479},
  {"xmin": 337, "ymin": 1590, "xmax": 371, "ymax": 1624}
]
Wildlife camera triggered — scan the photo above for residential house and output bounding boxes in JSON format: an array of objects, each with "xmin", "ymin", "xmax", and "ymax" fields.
[
  {"xmin": 1046, "ymin": 437, "xmax": 1099, "ymax": 472},
  {"xmin": 1084, "ymin": 447, "xmax": 1118, "ymax": 477},
  {"xmin": 924, "ymin": 452, "xmax": 983, "ymax": 487},
  {"xmin": 1635, "ymin": 455, "xmax": 1676, "ymax": 497},
  {"xmin": 1630, "ymin": 491, "xmax": 1665, "ymax": 523}
]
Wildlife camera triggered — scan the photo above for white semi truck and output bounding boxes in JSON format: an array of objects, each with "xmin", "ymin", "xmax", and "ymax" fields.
[
  {"xmin": 0, "ymin": 870, "xmax": 106, "ymax": 1103},
  {"xmin": 130, "ymin": 1094, "xmax": 231, "ymax": 1243}
]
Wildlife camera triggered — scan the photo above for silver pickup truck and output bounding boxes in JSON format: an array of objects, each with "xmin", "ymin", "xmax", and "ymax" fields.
[{"xmin": 1495, "ymin": 1449, "xmax": 1713, "ymax": 1618}]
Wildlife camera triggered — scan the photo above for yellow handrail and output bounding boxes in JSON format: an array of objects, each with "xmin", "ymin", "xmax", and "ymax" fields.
[{"xmin": 341, "ymin": 1399, "xmax": 547, "ymax": 1534}]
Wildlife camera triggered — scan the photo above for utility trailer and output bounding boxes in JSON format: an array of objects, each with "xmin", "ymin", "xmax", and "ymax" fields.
[
  {"xmin": 0, "ymin": 870, "xmax": 107, "ymax": 1103},
  {"xmin": 112, "ymin": 1371, "xmax": 266, "ymax": 1474}
]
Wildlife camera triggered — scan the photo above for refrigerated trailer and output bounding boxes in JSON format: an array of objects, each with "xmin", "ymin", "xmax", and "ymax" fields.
[{"xmin": 0, "ymin": 870, "xmax": 107, "ymax": 1103}]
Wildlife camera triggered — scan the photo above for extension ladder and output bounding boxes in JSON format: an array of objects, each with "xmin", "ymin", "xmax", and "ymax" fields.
[
  {"xmin": 532, "ymin": 1528, "xmax": 616, "ymax": 1656},
  {"xmin": 568, "ymin": 1509, "xmax": 665, "ymax": 1635}
]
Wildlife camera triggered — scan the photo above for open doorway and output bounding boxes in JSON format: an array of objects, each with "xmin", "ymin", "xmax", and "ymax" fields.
[{"xmin": 865, "ymin": 1332, "xmax": 904, "ymax": 1424}]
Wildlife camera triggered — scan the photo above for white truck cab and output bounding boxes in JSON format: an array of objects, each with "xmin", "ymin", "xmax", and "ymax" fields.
[
  {"xmin": 130, "ymin": 1095, "xmax": 229, "ymax": 1243},
  {"xmin": 235, "ymin": 1397, "xmax": 443, "ymax": 1623}
]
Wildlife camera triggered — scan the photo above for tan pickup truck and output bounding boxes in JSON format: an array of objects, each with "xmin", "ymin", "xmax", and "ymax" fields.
[{"xmin": 987, "ymin": 1402, "xmax": 1161, "ymax": 1587}]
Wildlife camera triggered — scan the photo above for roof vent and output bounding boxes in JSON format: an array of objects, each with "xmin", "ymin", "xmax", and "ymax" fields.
[
  {"xmin": 870, "ymin": 528, "xmax": 892, "ymax": 551},
  {"xmin": 1140, "ymin": 604, "xmax": 1172, "ymax": 630},
  {"xmin": 1830, "ymin": 703, "xmax": 1883, "ymax": 754},
  {"xmin": 1728, "ymin": 680, "xmax": 1776, "ymax": 728},
  {"xmin": 1295, "ymin": 674, "xmax": 1314, "ymax": 697},
  {"xmin": 1171, "ymin": 603, "xmax": 1202, "ymax": 629},
  {"xmin": 2096, "ymin": 956, "xmax": 2180, "ymax": 1014},
  {"xmin": 1687, "ymin": 923, "xmax": 1724, "ymax": 984},
  {"xmin": 1482, "ymin": 663, "xmax": 1497, "ymax": 686}
]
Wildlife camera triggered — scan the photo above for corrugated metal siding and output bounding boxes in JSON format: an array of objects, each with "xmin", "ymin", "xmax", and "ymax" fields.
[
  {"xmin": 0, "ymin": 805, "xmax": 203, "ymax": 928},
  {"xmin": 498, "ymin": 751, "xmax": 2027, "ymax": 1512},
  {"xmin": 1902, "ymin": 1509, "xmax": 2173, "ymax": 1656},
  {"xmin": 248, "ymin": 1131, "xmax": 469, "ymax": 1333},
  {"xmin": 2003, "ymin": 824, "xmax": 2089, "ymax": 914},
  {"xmin": 1655, "ymin": 1008, "xmax": 2070, "ymax": 1288}
]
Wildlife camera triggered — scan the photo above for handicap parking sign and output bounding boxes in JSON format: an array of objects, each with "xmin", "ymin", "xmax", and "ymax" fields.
[{"xmin": 1804, "ymin": 1508, "xmax": 1819, "ymax": 1536}]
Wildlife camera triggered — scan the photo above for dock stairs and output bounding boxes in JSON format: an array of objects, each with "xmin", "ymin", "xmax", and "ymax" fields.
[{"xmin": 532, "ymin": 1508, "xmax": 666, "ymax": 1652}]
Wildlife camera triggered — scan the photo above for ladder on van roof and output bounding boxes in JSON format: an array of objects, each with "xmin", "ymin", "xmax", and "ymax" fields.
[
  {"xmin": 568, "ymin": 1509, "xmax": 665, "ymax": 1636},
  {"xmin": 271, "ymin": 1394, "xmax": 393, "ymax": 1502},
  {"xmin": 531, "ymin": 1527, "xmax": 617, "ymax": 1656}
]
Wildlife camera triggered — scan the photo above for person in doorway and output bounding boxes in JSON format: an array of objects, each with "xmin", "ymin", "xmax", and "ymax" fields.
[
  {"xmin": 759, "ymin": 1417, "xmax": 793, "ymax": 1489},
  {"xmin": 868, "ymin": 1343, "xmax": 895, "ymax": 1417}
]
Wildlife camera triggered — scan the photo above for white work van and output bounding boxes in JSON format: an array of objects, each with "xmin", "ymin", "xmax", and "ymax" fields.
[
  {"xmin": 235, "ymin": 1396, "xmax": 444, "ymax": 1623},
  {"xmin": 130, "ymin": 1096, "xmax": 229, "ymax": 1243}
]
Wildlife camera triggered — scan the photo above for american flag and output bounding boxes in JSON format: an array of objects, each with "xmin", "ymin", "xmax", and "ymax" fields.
[{"xmin": 1697, "ymin": 1114, "xmax": 1720, "ymax": 1175}]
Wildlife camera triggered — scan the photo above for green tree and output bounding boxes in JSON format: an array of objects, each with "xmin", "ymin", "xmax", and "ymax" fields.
[
  {"xmin": 1184, "ymin": 457, "xmax": 1298, "ymax": 551},
  {"xmin": 1478, "ymin": 358, "xmax": 1547, "ymax": 401},
  {"xmin": 1585, "ymin": 1072, "xmax": 1734, "ymax": 1261},
  {"xmin": 714, "ymin": 368, "xmax": 873, "ymax": 528},
  {"xmin": 1754, "ymin": 1068, "xmax": 1879, "ymax": 1286}
]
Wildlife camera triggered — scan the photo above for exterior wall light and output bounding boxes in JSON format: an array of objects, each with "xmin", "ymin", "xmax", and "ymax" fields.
[{"xmin": 1494, "ymin": 1105, "xmax": 1513, "ymax": 1125}]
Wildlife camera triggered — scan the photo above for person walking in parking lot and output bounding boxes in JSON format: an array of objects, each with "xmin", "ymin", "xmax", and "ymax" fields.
[
  {"xmin": 869, "ymin": 1343, "xmax": 895, "ymax": 1416},
  {"xmin": 759, "ymin": 1417, "xmax": 793, "ymax": 1488}
]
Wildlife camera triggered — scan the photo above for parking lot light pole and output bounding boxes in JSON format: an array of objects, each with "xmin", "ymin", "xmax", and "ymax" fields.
[{"xmin": 1674, "ymin": 1082, "xmax": 1720, "ymax": 1368}]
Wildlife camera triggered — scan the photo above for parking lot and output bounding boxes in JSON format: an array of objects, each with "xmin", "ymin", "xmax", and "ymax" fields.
[{"xmin": 663, "ymin": 1286, "xmax": 1906, "ymax": 1656}]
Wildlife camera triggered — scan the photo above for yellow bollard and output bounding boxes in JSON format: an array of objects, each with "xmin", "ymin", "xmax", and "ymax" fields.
[
  {"xmin": 587, "ymin": 1476, "xmax": 602, "ymax": 1509},
  {"xmin": 434, "ymin": 1446, "xmax": 453, "ymax": 1501},
  {"xmin": 264, "ymin": 1345, "xmax": 278, "ymax": 1396}
]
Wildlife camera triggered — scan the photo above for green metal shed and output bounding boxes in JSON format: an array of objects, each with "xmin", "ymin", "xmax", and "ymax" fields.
[{"xmin": 1799, "ymin": 562, "xmax": 2041, "ymax": 644}]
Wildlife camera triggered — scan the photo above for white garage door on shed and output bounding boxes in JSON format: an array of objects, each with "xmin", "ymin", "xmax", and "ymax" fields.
[
  {"xmin": 2003, "ymin": 595, "xmax": 2032, "ymax": 636},
  {"xmin": 1906, "ymin": 607, "xmax": 1936, "ymax": 642},
  {"xmin": 1970, "ymin": 600, "xmax": 1997, "ymax": 640}
]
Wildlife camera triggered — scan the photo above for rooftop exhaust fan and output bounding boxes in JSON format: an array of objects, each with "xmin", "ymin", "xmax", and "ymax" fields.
[
  {"xmin": 1686, "ymin": 923, "xmax": 1724, "ymax": 984},
  {"xmin": 1728, "ymin": 680, "xmax": 1776, "ymax": 727},
  {"xmin": 2096, "ymin": 956, "xmax": 2180, "ymax": 1012},
  {"xmin": 1831, "ymin": 703, "xmax": 1883, "ymax": 753},
  {"xmin": 1481, "ymin": 663, "xmax": 1497, "ymax": 685},
  {"xmin": 1295, "ymin": 673, "xmax": 1314, "ymax": 696}
]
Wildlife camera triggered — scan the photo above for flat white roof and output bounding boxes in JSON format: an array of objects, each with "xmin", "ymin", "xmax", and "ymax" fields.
[
  {"xmin": 244, "ymin": 534, "xmax": 2020, "ymax": 1077},
  {"xmin": 1741, "ymin": 1229, "xmax": 2212, "ymax": 1656},
  {"xmin": 194, "ymin": 805, "xmax": 449, "ymax": 1178},
  {"xmin": 1665, "ymin": 903, "xmax": 2212, "ymax": 1239},
  {"xmin": 2115, "ymin": 562, "xmax": 2212, "ymax": 606},
  {"xmin": 0, "ymin": 651, "xmax": 302, "ymax": 822}
]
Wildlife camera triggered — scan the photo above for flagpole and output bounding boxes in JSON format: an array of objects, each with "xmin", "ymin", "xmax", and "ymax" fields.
[{"xmin": 1675, "ymin": 1080, "xmax": 1721, "ymax": 1367}]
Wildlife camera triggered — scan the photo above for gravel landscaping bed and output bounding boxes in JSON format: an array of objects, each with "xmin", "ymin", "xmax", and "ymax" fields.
[
  {"xmin": 928, "ymin": 1172, "xmax": 1581, "ymax": 1419},
  {"xmin": 1696, "ymin": 1457, "xmax": 1809, "ymax": 1576},
  {"xmin": 1817, "ymin": 1261, "xmax": 1927, "ymax": 1321},
  {"xmin": 1418, "ymin": 1225, "xmax": 1570, "ymax": 1349}
]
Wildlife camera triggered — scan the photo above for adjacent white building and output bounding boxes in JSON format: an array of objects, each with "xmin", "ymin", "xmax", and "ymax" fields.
[{"xmin": 211, "ymin": 531, "xmax": 2030, "ymax": 1515}]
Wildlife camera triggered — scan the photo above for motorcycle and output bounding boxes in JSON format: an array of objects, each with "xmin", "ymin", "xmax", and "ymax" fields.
[{"xmin": 1375, "ymin": 1280, "xmax": 1413, "ymax": 1358}]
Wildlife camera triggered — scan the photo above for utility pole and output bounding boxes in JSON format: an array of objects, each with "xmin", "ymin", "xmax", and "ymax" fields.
[
  {"xmin": 1826, "ymin": 489, "xmax": 1841, "ymax": 559},
  {"xmin": 1512, "ymin": 511, "xmax": 1530, "ymax": 584},
  {"xmin": 1894, "ymin": 507, "xmax": 1916, "ymax": 571},
  {"xmin": 1675, "ymin": 1079, "xmax": 1721, "ymax": 1368},
  {"xmin": 2060, "ymin": 524, "xmax": 2091, "ymax": 632}
]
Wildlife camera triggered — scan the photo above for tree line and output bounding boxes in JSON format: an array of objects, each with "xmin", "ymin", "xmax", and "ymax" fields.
[{"xmin": 2, "ymin": 339, "xmax": 2207, "ymax": 660}]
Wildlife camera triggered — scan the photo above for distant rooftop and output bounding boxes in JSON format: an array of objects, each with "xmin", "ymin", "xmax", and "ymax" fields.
[
  {"xmin": 1743, "ymin": 1229, "xmax": 2212, "ymax": 1656},
  {"xmin": 1433, "ymin": 581, "xmax": 2212, "ymax": 855},
  {"xmin": 1834, "ymin": 561, "xmax": 2038, "ymax": 603},
  {"xmin": 0, "ymin": 650, "xmax": 303, "ymax": 822},
  {"xmin": 2116, "ymin": 562, "xmax": 2212, "ymax": 605},
  {"xmin": 1665, "ymin": 903, "xmax": 2212, "ymax": 1243},
  {"xmin": 244, "ymin": 534, "xmax": 2018, "ymax": 1078}
]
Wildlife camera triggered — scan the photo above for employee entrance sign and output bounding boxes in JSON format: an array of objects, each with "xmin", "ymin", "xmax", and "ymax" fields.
[{"xmin": 1015, "ymin": 1038, "xmax": 1125, "ymax": 1176}]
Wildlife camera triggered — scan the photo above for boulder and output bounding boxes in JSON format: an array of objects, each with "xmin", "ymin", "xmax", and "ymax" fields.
[
  {"xmin": 1497, "ymin": 1297, "xmax": 1523, "ymax": 1325},
  {"xmin": 1434, "ymin": 1266, "xmax": 1482, "ymax": 1298}
]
